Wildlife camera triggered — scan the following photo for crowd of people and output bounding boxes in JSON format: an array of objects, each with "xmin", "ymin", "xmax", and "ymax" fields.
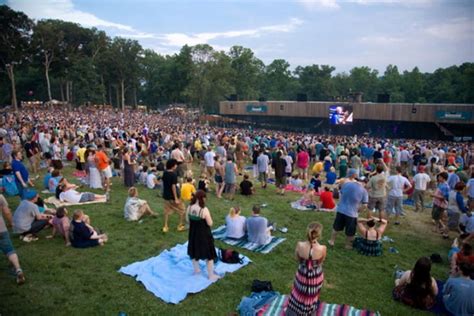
[{"xmin": 0, "ymin": 107, "xmax": 473, "ymax": 314}]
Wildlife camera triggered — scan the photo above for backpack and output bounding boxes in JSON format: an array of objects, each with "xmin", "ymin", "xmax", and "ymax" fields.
[
  {"xmin": 251, "ymin": 279, "xmax": 273, "ymax": 292},
  {"xmin": 2, "ymin": 174, "xmax": 19, "ymax": 196},
  {"xmin": 219, "ymin": 248, "xmax": 243, "ymax": 264}
]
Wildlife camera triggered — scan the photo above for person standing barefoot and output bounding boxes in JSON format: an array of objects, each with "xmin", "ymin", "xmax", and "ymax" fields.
[{"xmin": 187, "ymin": 190, "xmax": 220, "ymax": 281}]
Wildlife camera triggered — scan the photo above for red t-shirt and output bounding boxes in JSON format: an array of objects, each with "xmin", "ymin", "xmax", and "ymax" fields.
[
  {"xmin": 297, "ymin": 151, "xmax": 309, "ymax": 169},
  {"xmin": 320, "ymin": 191, "xmax": 335, "ymax": 209}
]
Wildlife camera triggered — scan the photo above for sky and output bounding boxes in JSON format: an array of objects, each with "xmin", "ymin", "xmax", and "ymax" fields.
[{"xmin": 4, "ymin": 0, "xmax": 474, "ymax": 73}]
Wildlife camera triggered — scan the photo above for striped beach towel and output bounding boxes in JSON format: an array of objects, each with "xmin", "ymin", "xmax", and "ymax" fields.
[
  {"xmin": 257, "ymin": 295, "xmax": 381, "ymax": 316},
  {"xmin": 212, "ymin": 225, "xmax": 286, "ymax": 254}
]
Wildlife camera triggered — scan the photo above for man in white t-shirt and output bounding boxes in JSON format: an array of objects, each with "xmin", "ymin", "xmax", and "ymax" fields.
[
  {"xmin": 204, "ymin": 147, "xmax": 216, "ymax": 177},
  {"xmin": 399, "ymin": 148, "xmax": 410, "ymax": 173},
  {"xmin": 387, "ymin": 166, "xmax": 411, "ymax": 225},
  {"xmin": 146, "ymin": 170, "xmax": 161, "ymax": 190},
  {"xmin": 412, "ymin": 166, "xmax": 431, "ymax": 212}
]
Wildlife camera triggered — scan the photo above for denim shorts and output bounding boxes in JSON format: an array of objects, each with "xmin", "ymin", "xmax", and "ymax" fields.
[{"xmin": 0, "ymin": 231, "xmax": 16, "ymax": 256}]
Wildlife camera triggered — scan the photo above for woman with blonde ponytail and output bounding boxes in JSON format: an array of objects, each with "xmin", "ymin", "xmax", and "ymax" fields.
[
  {"xmin": 285, "ymin": 222, "xmax": 326, "ymax": 316},
  {"xmin": 225, "ymin": 206, "xmax": 246, "ymax": 239}
]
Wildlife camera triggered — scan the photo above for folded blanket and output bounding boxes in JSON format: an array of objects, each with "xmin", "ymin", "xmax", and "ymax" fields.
[
  {"xmin": 119, "ymin": 242, "xmax": 251, "ymax": 304},
  {"xmin": 44, "ymin": 196, "xmax": 106, "ymax": 207},
  {"xmin": 213, "ymin": 225, "xmax": 285, "ymax": 254},
  {"xmin": 290, "ymin": 201, "xmax": 334, "ymax": 212},
  {"xmin": 256, "ymin": 294, "xmax": 381, "ymax": 316}
]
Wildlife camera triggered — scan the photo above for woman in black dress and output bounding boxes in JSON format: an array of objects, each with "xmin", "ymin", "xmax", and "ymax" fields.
[
  {"xmin": 122, "ymin": 147, "xmax": 135, "ymax": 187},
  {"xmin": 187, "ymin": 190, "xmax": 220, "ymax": 281}
]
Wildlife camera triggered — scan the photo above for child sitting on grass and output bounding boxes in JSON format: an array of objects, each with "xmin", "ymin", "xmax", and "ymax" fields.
[
  {"xmin": 138, "ymin": 165, "xmax": 148, "ymax": 186},
  {"xmin": 289, "ymin": 173, "xmax": 304, "ymax": 191},
  {"xmin": 181, "ymin": 177, "xmax": 196, "ymax": 205},
  {"xmin": 239, "ymin": 174, "xmax": 254, "ymax": 196},
  {"xmin": 198, "ymin": 173, "xmax": 209, "ymax": 192},
  {"xmin": 46, "ymin": 206, "xmax": 71, "ymax": 246},
  {"xmin": 70, "ymin": 210, "xmax": 108, "ymax": 248},
  {"xmin": 299, "ymin": 185, "xmax": 318, "ymax": 209},
  {"xmin": 309, "ymin": 173, "xmax": 322, "ymax": 193}
]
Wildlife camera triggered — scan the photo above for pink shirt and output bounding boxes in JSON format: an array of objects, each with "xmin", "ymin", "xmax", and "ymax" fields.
[
  {"xmin": 297, "ymin": 151, "xmax": 310, "ymax": 169},
  {"xmin": 52, "ymin": 216, "xmax": 70, "ymax": 237}
]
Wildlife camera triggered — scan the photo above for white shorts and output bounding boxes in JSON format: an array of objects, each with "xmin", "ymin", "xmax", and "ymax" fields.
[{"xmin": 101, "ymin": 166, "xmax": 113, "ymax": 179}]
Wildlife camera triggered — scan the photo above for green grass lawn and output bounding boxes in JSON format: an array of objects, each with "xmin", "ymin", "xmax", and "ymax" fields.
[{"xmin": 0, "ymin": 164, "xmax": 451, "ymax": 315}]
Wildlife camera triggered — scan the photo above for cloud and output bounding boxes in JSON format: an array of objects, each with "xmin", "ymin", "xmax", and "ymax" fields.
[
  {"xmin": 7, "ymin": 0, "xmax": 135, "ymax": 32},
  {"xmin": 425, "ymin": 17, "xmax": 473, "ymax": 41},
  {"xmin": 348, "ymin": 0, "xmax": 433, "ymax": 5},
  {"xmin": 359, "ymin": 35, "xmax": 405, "ymax": 46},
  {"xmin": 297, "ymin": 0, "xmax": 434, "ymax": 10},
  {"xmin": 297, "ymin": 0, "xmax": 340, "ymax": 11},
  {"xmin": 121, "ymin": 18, "xmax": 304, "ymax": 48}
]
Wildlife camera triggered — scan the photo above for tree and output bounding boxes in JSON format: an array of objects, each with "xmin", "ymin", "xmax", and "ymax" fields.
[
  {"xmin": 184, "ymin": 45, "xmax": 233, "ymax": 112},
  {"xmin": 107, "ymin": 37, "xmax": 142, "ymax": 110},
  {"xmin": 228, "ymin": 46, "xmax": 264, "ymax": 100},
  {"xmin": 262, "ymin": 59, "xmax": 294, "ymax": 100},
  {"xmin": 168, "ymin": 45, "xmax": 193, "ymax": 104},
  {"xmin": 295, "ymin": 64, "xmax": 336, "ymax": 101},
  {"xmin": 0, "ymin": 5, "xmax": 33, "ymax": 111},
  {"xmin": 32, "ymin": 20, "xmax": 67, "ymax": 101},
  {"xmin": 401, "ymin": 67, "xmax": 425, "ymax": 103},
  {"xmin": 332, "ymin": 72, "xmax": 351, "ymax": 100},
  {"xmin": 348, "ymin": 66, "xmax": 379, "ymax": 102},
  {"xmin": 139, "ymin": 49, "xmax": 175, "ymax": 108},
  {"xmin": 380, "ymin": 64, "xmax": 404, "ymax": 102}
]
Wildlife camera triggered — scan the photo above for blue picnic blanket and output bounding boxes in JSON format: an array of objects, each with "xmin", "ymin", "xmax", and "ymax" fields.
[
  {"xmin": 213, "ymin": 225, "xmax": 286, "ymax": 254},
  {"xmin": 119, "ymin": 242, "xmax": 251, "ymax": 304}
]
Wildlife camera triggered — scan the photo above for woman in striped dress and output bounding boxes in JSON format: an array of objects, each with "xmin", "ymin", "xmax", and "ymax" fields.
[{"xmin": 285, "ymin": 222, "xmax": 326, "ymax": 316}]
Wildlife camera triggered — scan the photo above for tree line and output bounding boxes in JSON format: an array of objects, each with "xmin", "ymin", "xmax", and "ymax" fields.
[{"xmin": 1, "ymin": 5, "xmax": 473, "ymax": 113}]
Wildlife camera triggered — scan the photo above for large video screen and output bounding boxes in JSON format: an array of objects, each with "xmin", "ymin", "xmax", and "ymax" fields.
[{"xmin": 329, "ymin": 105, "xmax": 353, "ymax": 125}]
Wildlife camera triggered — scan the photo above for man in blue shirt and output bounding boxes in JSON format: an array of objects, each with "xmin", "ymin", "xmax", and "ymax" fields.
[
  {"xmin": 447, "ymin": 166, "xmax": 460, "ymax": 190},
  {"xmin": 246, "ymin": 205, "xmax": 272, "ymax": 246},
  {"xmin": 466, "ymin": 173, "xmax": 474, "ymax": 204},
  {"xmin": 443, "ymin": 261, "xmax": 474, "ymax": 316},
  {"xmin": 329, "ymin": 169, "xmax": 368, "ymax": 249},
  {"xmin": 11, "ymin": 150, "xmax": 33, "ymax": 199}
]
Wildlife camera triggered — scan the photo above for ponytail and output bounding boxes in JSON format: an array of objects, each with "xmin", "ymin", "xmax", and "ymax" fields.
[
  {"xmin": 229, "ymin": 206, "xmax": 240, "ymax": 218},
  {"xmin": 306, "ymin": 222, "xmax": 322, "ymax": 243}
]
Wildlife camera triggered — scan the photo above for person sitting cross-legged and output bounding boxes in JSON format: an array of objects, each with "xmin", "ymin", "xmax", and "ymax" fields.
[
  {"xmin": 352, "ymin": 216, "xmax": 387, "ymax": 256},
  {"xmin": 225, "ymin": 206, "xmax": 246, "ymax": 239},
  {"xmin": 13, "ymin": 190, "xmax": 52, "ymax": 242},
  {"xmin": 246, "ymin": 205, "xmax": 274, "ymax": 246}
]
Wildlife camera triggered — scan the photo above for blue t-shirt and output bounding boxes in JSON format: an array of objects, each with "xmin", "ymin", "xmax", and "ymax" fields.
[
  {"xmin": 439, "ymin": 182, "xmax": 450, "ymax": 200},
  {"xmin": 246, "ymin": 216, "xmax": 269, "ymax": 245},
  {"xmin": 443, "ymin": 277, "xmax": 474, "ymax": 316},
  {"xmin": 337, "ymin": 182, "xmax": 368, "ymax": 218},
  {"xmin": 326, "ymin": 171, "xmax": 337, "ymax": 185},
  {"xmin": 448, "ymin": 173, "xmax": 460, "ymax": 190},
  {"xmin": 43, "ymin": 173, "xmax": 52, "ymax": 190},
  {"xmin": 467, "ymin": 178, "xmax": 474, "ymax": 198},
  {"xmin": 12, "ymin": 159, "xmax": 29, "ymax": 183}
]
